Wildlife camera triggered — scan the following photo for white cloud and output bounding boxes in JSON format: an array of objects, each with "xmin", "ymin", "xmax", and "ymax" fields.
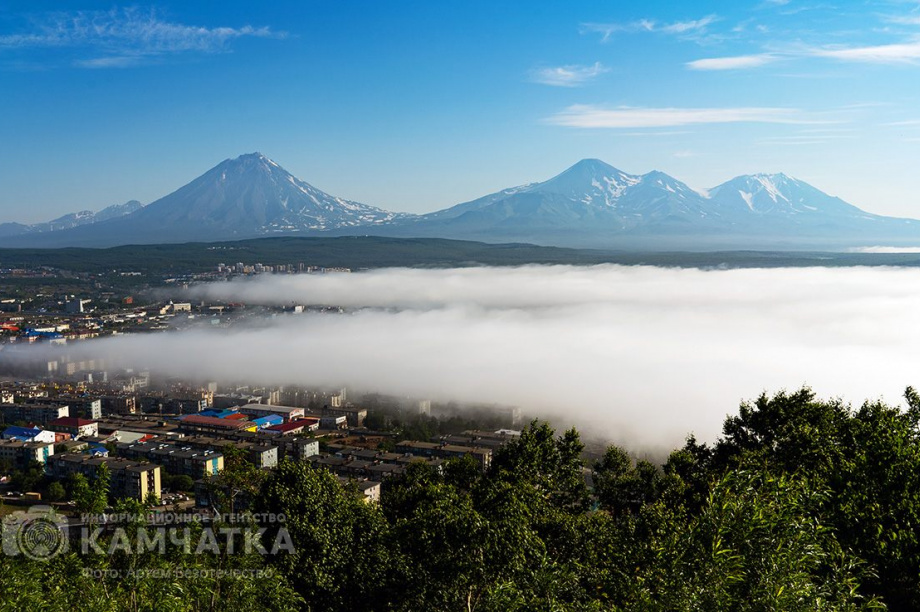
[
  {"xmin": 696, "ymin": 40, "xmax": 920, "ymax": 72},
  {"xmin": 74, "ymin": 55, "xmax": 145, "ymax": 69},
  {"xmin": 687, "ymin": 53, "xmax": 779, "ymax": 70},
  {"xmin": 849, "ymin": 246, "xmax": 920, "ymax": 253},
  {"xmin": 14, "ymin": 265, "xmax": 920, "ymax": 450},
  {"xmin": 544, "ymin": 105, "xmax": 810, "ymax": 128},
  {"xmin": 812, "ymin": 41, "xmax": 920, "ymax": 63},
  {"xmin": 529, "ymin": 62, "xmax": 609, "ymax": 87},
  {"xmin": 884, "ymin": 15, "xmax": 920, "ymax": 26},
  {"xmin": 660, "ymin": 16, "xmax": 719, "ymax": 34},
  {"xmin": 0, "ymin": 7, "xmax": 284, "ymax": 68},
  {"xmin": 581, "ymin": 15, "xmax": 717, "ymax": 42}
]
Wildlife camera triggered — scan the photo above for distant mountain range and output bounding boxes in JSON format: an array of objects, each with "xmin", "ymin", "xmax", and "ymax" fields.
[
  {"xmin": 0, "ymin": 200, "xmax": 144, "ymax": 238},
  {"xmin": 3, "ymin": 153, "xmax": 918, "ymax": 250}
]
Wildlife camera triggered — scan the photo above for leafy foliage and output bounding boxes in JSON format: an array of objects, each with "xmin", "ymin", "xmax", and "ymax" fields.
[{"xmin": 7, "ymin": 390, "xmax": 920, "ymax": 610}]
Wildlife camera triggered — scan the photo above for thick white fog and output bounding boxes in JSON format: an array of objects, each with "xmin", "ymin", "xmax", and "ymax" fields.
[{"xmin": 41, "ymin": 265, "xmax": 920, "ymax": 447}]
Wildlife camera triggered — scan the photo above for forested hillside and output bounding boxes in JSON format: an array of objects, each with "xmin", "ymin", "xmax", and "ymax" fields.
[{"xmin": 5, "ymin": 387, "xmax": 920, "ymax": 611}]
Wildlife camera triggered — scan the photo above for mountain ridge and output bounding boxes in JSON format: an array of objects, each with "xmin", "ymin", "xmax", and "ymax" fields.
[
  {"xmin": 0, "ymin": 200, "xmax": 144, "ymax": 238},
  {"xmin": 3, "ymin": 154, "xmax": 918, "ymax": 250}
]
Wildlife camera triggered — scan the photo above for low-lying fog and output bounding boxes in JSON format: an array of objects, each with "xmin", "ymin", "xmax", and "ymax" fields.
[{"xmin": 31, "ymin": 265, "xmax": 920, "ymax": 448}]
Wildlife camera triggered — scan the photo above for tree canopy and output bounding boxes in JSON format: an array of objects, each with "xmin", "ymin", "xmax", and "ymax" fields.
[{"xmin": 7, "ymin": 387, "xmax": 920, "ymax": 610}]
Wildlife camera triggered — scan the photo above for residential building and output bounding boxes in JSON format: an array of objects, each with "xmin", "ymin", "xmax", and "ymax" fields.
[
  {"xmin": 46, "ymin": 417, "xmax": 99, "ymax": 439},
  {"xmin": 238, "ymin": 403, "xmax": 304, "ymax": 423},
  {"xmin": 322, "ymin": 404, "xmax": 367, "ymax": 427},
  {"xmin": 395, "ymin": 440, "xmax": 493, "ymax": 470},
  {"xmin": 264, "ymin": 417, "xmax": 319, "ymax": 435},
  {"xmin": 248, "ymin": 445, "xmax": 278, "ymax": 469},
  {"xmin": 100, "ymin": 395, "xmax": 137, "ymax": 415},
  {"xmin": 0, "ymin": 402, "xmax": 69, "ymax": 424},
  {"xmin": 47, "ymin": 453, "xmax": 161, "ymax": 502},
  {"xmin": 178, "ymin": 414, "xmax": 256, "ymax": 435},
  {"xmin": 0, "ymin": 439, "xmax": 54, "ymax": 468},
  {"xmin": 291, "ymin": 438, "xmax": 320, "ymax": 460},
  {"xmin": 319, "ymin": 415, "xmax": 347, "ymax": 430},
  {"xmin": 32, "ymin": 396, "xmax": 103, "ymax": 420},
  {"xmin": 1, "ymin": 425, "xmax": 56, "ymax": 444},
  {"xmin": 65, "ymin": 298, "xmax": 91, "ymax": 314},
  {"xmin": 116, "ymin": 441, "xmax": 224, "ymax": 478},
  {"xmin": 251, "ymin": 415, "xmax": 283, "ymax": 429}
]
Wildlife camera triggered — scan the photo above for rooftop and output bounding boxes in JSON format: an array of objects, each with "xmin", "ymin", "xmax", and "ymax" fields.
[{"xmin": 48, "ymin": 416, "xmax": 97, "ymax": 428}]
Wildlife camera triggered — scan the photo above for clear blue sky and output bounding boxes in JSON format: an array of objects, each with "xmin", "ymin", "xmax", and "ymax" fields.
[{"xmin": 2, "ymin": 1, "xmax": 920, "ymax": 223}]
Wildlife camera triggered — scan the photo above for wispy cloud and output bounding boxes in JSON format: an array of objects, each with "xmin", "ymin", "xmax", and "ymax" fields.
[
  {"xmin": 661, "ymin": 16, "xmax": 719, "ymax": 34},
  {"xmin": 0, "ymin": 7, "xmax": 284, "ymax": 68},
  {"xmin": 884, "ymin": 15, "xmax": 920, "ymax": 26},
  {"xmin": 687, "ymin": 52, "xmax": 780, "ymax": 70},
  {"xmin": 688, "ymin": 38, "xmax": 920, "ymax": 71},
  {"xmin": 74, "ymin": 55, "xmax": 146, "ymax": 69},
  {"xmin": 757, "ymin": 135, "xmax": 839, "ymax": 145},
  {"xmin": 812, "ymin": 40, "xmax": 920, "ymax": 63},
  {"xmin": 529, "ymin": 62, "xmax": 609, "ymax": 87},
  {"xmin": 581, "ymin": 15, "xmax": 717, "ymax": 42},
  {"xmin": 544, "ymin": 105, "xmax": 814, "ymax": 128},
  {"xmin": 850, "ymin": 246, "xmax": 920, "ymax": 253}
]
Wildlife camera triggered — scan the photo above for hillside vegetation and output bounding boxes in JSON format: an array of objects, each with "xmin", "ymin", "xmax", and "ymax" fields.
[{"xmin": 4, "ymin": 387, "xmax": 920, "ymax": 610}]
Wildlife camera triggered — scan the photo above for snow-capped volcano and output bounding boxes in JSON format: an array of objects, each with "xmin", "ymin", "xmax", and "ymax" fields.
[
  {"xmin": 411, "ymin": 159, "xmax": 713, "ymax": 233},
  {"xmin": 122, "ymin": 153, "xmax": 409, "ymax": 237},
  {"xmin": 707, "ymin": 173, "xmax": 873, "ymax": 219},
  {"xmin": 3, "ymin": 153, "xmax": 412, "ymax": 246},
  {"xmin": 5, "ymin": 155, "xmax": 919, "ymax": 249}
]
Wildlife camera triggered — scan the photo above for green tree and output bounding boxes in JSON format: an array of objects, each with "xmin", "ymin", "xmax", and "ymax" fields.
[
  {"xmin": 10, "ymin": 460, "xmax": 46, "ymax": 493},
  {"xmin": 628, "ymin": 470, "xmax": 882, "ymax": 612},
  {"xmin": 164, "ymin": 474, "xmax": 194, "ymax": 492},
  {"xmin": 594, "ymin": 445, "xmax": 662, "ymax": 514},
  {"xmin": 687, "ymin": 387, "xmax": 920, "ymax": 610},
  {"xmin": 259, "ymin": 459, "xmax": 392, "ymax": 612},
  {"xmin": 45, "ymin": 481, "xmax": 65, "ymax": 502},
  {"xmin": 204, "ymin": 445, "xmax": 266, "ymax": 514},
  {"xmin": 489, "ymin": 421, "xmax": 589, "ymax": 511}
]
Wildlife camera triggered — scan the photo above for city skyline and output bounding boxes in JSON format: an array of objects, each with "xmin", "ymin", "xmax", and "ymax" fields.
[{"xmin": 2, "ymin": 1, "xmax": 920, "ymax": 223}]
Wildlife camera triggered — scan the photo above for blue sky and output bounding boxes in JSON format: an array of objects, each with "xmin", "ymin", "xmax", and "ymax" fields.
[{"xmin": 2, "ymin": 1, "xmax": 920, "ymax": 222}]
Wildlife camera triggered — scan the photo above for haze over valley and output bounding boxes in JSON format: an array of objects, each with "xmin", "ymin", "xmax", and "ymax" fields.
[{"xmin": 6, "ymin": 264, "xmax": 917, "ymax": 450}]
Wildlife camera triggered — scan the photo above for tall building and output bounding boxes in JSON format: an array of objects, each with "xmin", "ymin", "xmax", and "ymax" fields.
[
  {"xmin": 47, "ymin": 454, "xmax": 161, "ymax": 502},
  {"xmin": 0, "ymin": 440, "xmax": 54, "ymax": 469},
  {"xmin": 0, "ymin": 403, "xmax": 69, "ymax": 424}
]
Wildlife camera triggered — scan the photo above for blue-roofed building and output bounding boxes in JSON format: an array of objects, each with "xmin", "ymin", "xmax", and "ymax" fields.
[
  {"xmin": 252, "ymin": 415, "xmax": 283, "ymax": 429},
  {"xmin": 198, "ymin": 409, "xmax": 239, "ymax": 419},
  {"xmin": 23, "ymin": 329, "xmax": 66, "ymax": 345},
  {"xmin": 1, "ymin": 425, "xmax": 56, "ymax": 444},
  {"xmin": 86, "ymin": 445, "xmax": 109, "ymax": 457}
]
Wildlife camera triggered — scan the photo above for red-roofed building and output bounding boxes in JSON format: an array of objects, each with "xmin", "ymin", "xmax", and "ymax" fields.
[
  {"xmin": 46, "ymin": 417, "xmax": 98, "ymax": 439},
  {"xmin": 179, "ymin": 414, "xmax": 256, "ymax": 435},
  {"xmin": 265, "ymin": 417, "xmax": 319, "ymax": 436}
]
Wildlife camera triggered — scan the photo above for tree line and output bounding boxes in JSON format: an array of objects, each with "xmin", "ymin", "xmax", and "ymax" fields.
[{"xmin": 3, "ymin": 386, "xmax": 920, "ymax": 610}]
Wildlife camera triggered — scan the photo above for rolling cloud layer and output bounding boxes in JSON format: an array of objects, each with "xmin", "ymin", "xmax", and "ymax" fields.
[{"xmin": 19, "ymin": 265, "xmax": 920, "ymax": 448}]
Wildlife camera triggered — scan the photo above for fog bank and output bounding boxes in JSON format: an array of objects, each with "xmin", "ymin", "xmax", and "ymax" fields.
[{"xmin": 23, "ymin": 265, "xmax": 920, "ymax": 448}]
